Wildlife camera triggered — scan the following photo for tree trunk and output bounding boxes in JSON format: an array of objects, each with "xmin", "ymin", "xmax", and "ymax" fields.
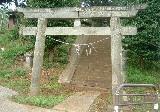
[{"xmin": 30, "ymin": 18, "xmax": 47, "ymax": 96}]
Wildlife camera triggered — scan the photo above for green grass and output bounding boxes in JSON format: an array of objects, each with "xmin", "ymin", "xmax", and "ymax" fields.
[
  {"xmin": 0, "ymin": 74, "xmax": 71, "ymax": 108},
  {"xmin": 12, "ymin": 95, "xmax": 67, "ymax": 108},
  {"xmin": 0, "ymin": 68, "xmax": 27, "ymax": 79},
  {"xmin": 0, "ymin": 29, "xmax": 34, "ymax": 77},
  {"xmin": 0, "ymin": 77, "xmax": 30, "ymax": 94},
  {"xmin": 14, "ymin": 68, "xmax": 27, "ymax": 77},
  {"xmin": 0, "ymin": 70, "xmax": 13, "ymax": 78},
  {"xmin": 126, "ymin": 65, "xmax": 160, "ymax": 84}
]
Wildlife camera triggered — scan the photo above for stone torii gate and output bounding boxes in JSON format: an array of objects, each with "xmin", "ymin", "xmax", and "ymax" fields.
[{"xmin": 18, "ymin": 5, "xmax": 146, "ymax": 96}]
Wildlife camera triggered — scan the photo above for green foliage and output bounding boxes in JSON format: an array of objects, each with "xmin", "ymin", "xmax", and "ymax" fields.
[
  {"xmin": 0, "ymin": 70, "xmax": 13, "ymax": 78},
  {"xmin": 43, "ymin": 36, "xmax": 76, "ymax": 68},
  {"xmin": 0, "ymin": 28, "xmax": 34, "ymax": 59},
  {"xmin": 0, "ymin": 27, "xmax": 34, "ymax": 79},
  {"xmin": 56, "ymin": 45, "xmax": 70, "ymax": 64},
  {"xmin": 81, "ymin": 0, "xmax": 112, "ymax": 6},
  {"xmin": 0, "ymin": 43, "xmax": 33, "ymax": 68},
  {"xmin": 120, "ymin": 0, "xmax": 160, "ymax": 68},
  {"xmin": 13, "ymin": 95, "xmax": 67, "ymax": 108},
  {"xmin": 111, "ymin": 0, "xmax": 147, "ymax": 6},
  {"xmin": 1, "ymin": 45, "xmax": 32, "ymax": 59},
  {"xmin": 0, "ymin": 7, "xmax": 9, "ymax": 31},
  {"xmin": 0, "ymin": 68, "xmax": 27, "ymax": 79},
  {"xmin": 27, "ymin": 0, "xmax": 80, "ymax": 8},
  {"xmin": 14, "ymin": 68, "xmax": 27, "ymax": 77},
  {"xmin": 8, "ymin": 27, "xmax": 20, "ymax": 40}
]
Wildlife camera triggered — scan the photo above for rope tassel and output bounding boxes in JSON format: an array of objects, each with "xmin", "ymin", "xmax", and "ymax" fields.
[
  {"xmin": 53, "ymin": 37, "xmax": 109, "ymax": 56},
  {"xmin": 74, "ymin": 44, "xmax": 81, "ymax": 55}
]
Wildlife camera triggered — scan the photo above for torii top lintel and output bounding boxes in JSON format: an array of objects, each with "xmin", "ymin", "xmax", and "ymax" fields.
[{"xmin": 18, "ymin": 4, "xmax": 147, "ymax": 19}]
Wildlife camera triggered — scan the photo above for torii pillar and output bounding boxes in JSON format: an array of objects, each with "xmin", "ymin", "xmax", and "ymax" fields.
[{"xmin": 110, "ymin": 16, "xmax": 123, "ymax": 93}]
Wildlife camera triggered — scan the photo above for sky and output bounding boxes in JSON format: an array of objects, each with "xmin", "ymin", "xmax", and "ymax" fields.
[
  {"xmin": 8, "ymin": 2, "xmax": 16, "ymax": 10},
  {"xmin": 0, "ymin": 2, "xmax": 16, "ymax": 10},
  {"xmin": 0, "ymin": 0, "xmax": 26, "ymax": 11}
]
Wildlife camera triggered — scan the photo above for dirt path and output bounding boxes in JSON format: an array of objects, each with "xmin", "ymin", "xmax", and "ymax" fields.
[{"xmin": 71, "ymin": 36, "xmax": 112, "ymax": 91}]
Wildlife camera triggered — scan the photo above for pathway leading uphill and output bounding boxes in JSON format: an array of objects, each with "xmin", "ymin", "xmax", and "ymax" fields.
[{"xmin": 70, "ymin": 35, "xmax": 112, "ymax": 91}]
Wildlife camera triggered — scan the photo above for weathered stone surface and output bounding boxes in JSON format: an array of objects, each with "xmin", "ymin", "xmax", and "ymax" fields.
[
  {"xmin": 0, "ymin": 99, "xmax": 62, "ymax": 112},
  {"xmin": 18, "ymin": 4, "xmax": 147, "ymax": 18},
  {"xmin": 110, "ymin": 17, "xmax": 123, "ymax": 92},
  {"xmin": 30, "ymin": 18, "xmax": 47, "ymax": 96},
  {"xmin": 21, "ymin": 27, "xmax": 137, "ymax": 36},
  {"xmin": 0, "ymin": 86, "xmax": 18, "ymax": 99},
  {"xmin": 53, "ymin": 91, "xmax": 101, "ymax": 112}
]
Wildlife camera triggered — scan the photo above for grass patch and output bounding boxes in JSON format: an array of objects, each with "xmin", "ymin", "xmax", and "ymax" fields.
[
  {"xmin": 126, "ymin": 65, "xmax": 160, "ymax": 84},
  {"xmin": 0, "ymin": 29, "xmax": 34, "ymax": 76},
  {"xmin": 0, "ymin": 70, "xmax": 13, "ymax": 78},
  {"xmin": 14, "ymin": 68, "xmax": 27, "ymax": 77},
  {"xmin": 0, "ymin": 73, "xmax": 72, "ymax": 108},
  {"xmin": 0, "ymin": 69, "xmax": 72, "ymax": 108},
  {"xmin": 12, "ymin": 95, "xmax": 67, "ymax": 108},
  {"xmin": 0, "ymin": 77, "xmax": 30, "ymax": 94},
  {"xmin": 0, "ymin": 68, "xmax": 27, "ymax": 79}
]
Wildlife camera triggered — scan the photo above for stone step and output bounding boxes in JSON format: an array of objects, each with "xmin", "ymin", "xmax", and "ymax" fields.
[{"xmin": 53, "ymin": 91, "xmax": 101, "ymax": 112}]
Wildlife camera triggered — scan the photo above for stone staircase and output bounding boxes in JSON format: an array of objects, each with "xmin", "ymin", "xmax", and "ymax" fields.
[{"xmin": 71, "ymin": 35, "xmax": 112, "ymax": 91}]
